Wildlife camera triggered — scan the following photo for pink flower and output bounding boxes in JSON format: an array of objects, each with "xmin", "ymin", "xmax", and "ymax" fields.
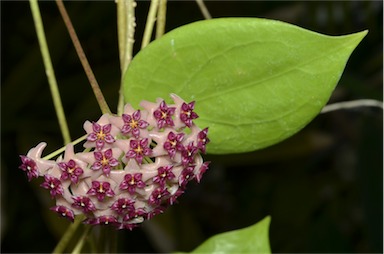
[
  {"xmin": 168, "ymin": 188, "xmax": 184, "ymax": 205},
  {"xmin": 149, "ymin": 187, "xmax": 170, "ymax": 206},
  {"xmin": 19, "ymin": 142, "xmax": 56, "ymax": 180},
  {"xmin": 153, "ymin": 165, "xmax": 175, "ymax": 186},
  {"xmin": 98, "ymin": 215, "xmax": 118, "ymax": 226},
  {"xmin": 180, "ymin": 101, "xmax": 198, "ymax": 127},
  {"xmin": 119, "ymin": 173, "xmax": 145, "ymax": 194},
  {"xmin": 87, "ymin": 123, "xmax": 115, "ymax": 150},
  {"xmin": 58, "ymin": 159, "xmax": 84, "ymax": 184},
  {"xmin": 153, "ymin": 100, "xmax": 175, "ymax": 129},
  {"xmin": 163, "ymin": 132, "xmax": 185, "ymax": 158},
  {"xmin": 126, "ymin": 138, "xmax": 152, "ymax": 165},
  {"xmin": 87, "ymin": 181, "xmax": 115, "ymax": 201},
  {"xmin": 19, "ymin": 156, "xmax": 39, "ymax": 181},
  {"xmin": 179, "ymin": 165, "xmax": 196, "ymax": 187},
  {"xmin": 91, "ymin": 149, "xmax": 119, "ymax": 176},
  {"xmin": 50, "ymin": 205, "xmax": 75, "ymax": 222},
  {"xmin": 196, "ymin": 161, "xmax": 210, "ymax": 183},
  {"xmin": 181, "ymin": 142, "xmax": 198, "ymax": 166},
  {"xmin": 72, "ymin": 196, "xmax": 96, "ymax": 213},
  {"xmin": 40, "ymin": 175, "xmax": 64, "ymax": 198},
  {"xmin": 197, "ymin": 128, "xmax": 210, "ymax": 154},
  {"xmin": 122, "ymin": 110, "xmax": 149, "ymax": 138},
  {"xmin": 111, "ymin": 198, "xmax": 135, "ymax": 214}
]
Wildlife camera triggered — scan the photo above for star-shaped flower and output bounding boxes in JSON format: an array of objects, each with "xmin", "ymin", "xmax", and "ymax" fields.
[
  {"xmin": 87, "ymin": 181, "xmax": 115, "ymax": 201},
  {"xmin": 58, "ymin": 159, "xmax": 84, "ymax": 184},
  {"xmin": 50, "ymin": 205, "xmax": 75, "ymax": 222},
  {"xmin": 19, "ymin": 142, "xmax": 56, "ymax": 180},
  {"xmin": 197, "ymin": 128, "xmax": 210, "ymax": 154},
  {"xmin": 126, "ymin": 138, "xmax": 152, "ymax": 165},
  {"xmin": 111, "ymin": 198, "xmax": 135, "ymax": 214},
  {"xmin": 149, "ymin": 187, "xmax": 170, "ymax": 206},
  {"xmin": 153, "ymin": 100, "xmax": 176, "ymax": 129},
  {"xmin": 180, "ymin": 101, "xmax": 198, "ymax": 127},
  {"xmin": 40, "ymin": 175, "xmax": 64, "ymax": 198},
  {"xmin": 87, "ymin": 123, "xmax": 115, "ymax": 150},
  {"xmin": 19, "ymin": 156, "xmax": 39, "ymax": 181},
  {"xmin": 72, "ymin": 196, "xmax": 96, "ymax": 213},
  {"xmin": 122, "ymin": 110, "xmax": 149, "ymax": 138},
  {"xmin": 91, "ymin": 149, "xmax": 119, "ymax": 176},
  {"xmin": 163, "ymin": 132, "xmax": 185, "ymax": 158},
  {"xmin": 181, "ymin": 142, "xmax": 198, "ymax": 166},
  {"xmin": 179, "ymin": 165, "xmax": 196, "ymax": 187},
  {"xmin": 119, "ymin": 173, "xmax": 145, "ymax": 195},
  {"xmin": 153, "ymin": 165, "xmax": 175, "ymax": 186}
]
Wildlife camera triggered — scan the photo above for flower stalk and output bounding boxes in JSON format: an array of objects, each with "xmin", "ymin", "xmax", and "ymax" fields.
[
  {"xmin": 52, "ymin": 214, "xmax": 85, "ymax": 254},
  {"xmin": 55, "ymin": 0, "xmax": 111, "ymax": 115},
  {"xmin": 29, "ymin": 0, "xmax": 71, "ymax": 145},
  {"xmin": 117, "ymin": 0, "xmax": 136, "ymax": 116},
  {"xmin": 156, "ymin": 0, "xmax": 167, "ymax": 39},
  {"xmin": 141, "ymin": 0, "xmax": 159, "ymax": 49}
]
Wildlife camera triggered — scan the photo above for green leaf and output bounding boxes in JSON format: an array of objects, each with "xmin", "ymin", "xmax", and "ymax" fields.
[
  {"xmin": 123, "ymin": 18, "xmax": 367, "ymax": 154},
  {"xmin": 176, "ymin": 216, "xmax": 271, "ymax": 254}
]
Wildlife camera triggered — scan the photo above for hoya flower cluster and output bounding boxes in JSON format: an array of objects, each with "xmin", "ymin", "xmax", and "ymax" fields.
[{"xmin": 19, "ymin": 94, "xmax": 210, "ymax": 230}]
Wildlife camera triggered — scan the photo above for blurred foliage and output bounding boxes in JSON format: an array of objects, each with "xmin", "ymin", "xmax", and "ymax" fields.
[{"xmin": 1, "ymin": 1, "xmax": 382, "ymax": 253}]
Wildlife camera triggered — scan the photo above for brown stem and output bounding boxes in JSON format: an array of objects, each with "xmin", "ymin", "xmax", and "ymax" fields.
[{"xmin": 55, "ymin": 0, "xmax": 111, "ymax": 114}]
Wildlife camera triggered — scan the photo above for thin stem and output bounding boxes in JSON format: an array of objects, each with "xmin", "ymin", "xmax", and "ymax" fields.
[
  {"xmin": 29, "ymin": 0, "xmax": 71, "ymax": 145},
  {"xmin": 71, "ymin": 225, "xmax": 91, "ymax": 254},
  {"xmin": 117, "ymin": 0, "xmax": 136, "ymax": 115},
  {"xmin": 156, "ymin": 0, "xmax": 167, "ymax": 39},
  {"xmin": 55, "ymin": 0, "xmax": 111, "ymax": 115},
  {"xmin": 321, "ymin": 99, "xmax": 383, "ymax": 113},
  {"xmin": 43, "ymin": 134, "xmax": 87, "ymax": 160},
  {"xmin": 196, "ymin": 0, "xmax": 212, "ymax": 19},
  {"xmin": 141, "ymin": 0, "xmax": 159, "ymax": 49},
  {"xmin": 52, "ymin": 215, "xmax": 85, "ymax": 254}
]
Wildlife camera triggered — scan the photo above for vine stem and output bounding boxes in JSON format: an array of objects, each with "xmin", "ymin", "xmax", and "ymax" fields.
[
  {"xmin": 321, "ymin": 99, "xmax": 383, "ymax": 113},
  {"xmin": 196, "ymin": 0, "xmax": 212, "ymax": 19},
  {"xmin": 55, "ymin": 0, "xmax": 111, "ymax": 115},
  {"xmin": 52, "ymin": 215, "xmax": 86, "ymax": 254},
  {"xmin": 29, "ymin": 0, "xmax": 71, "ymax": 145},
  {"xmin": 71, "ymin": 225, "xmax": 91, "ymax": 254},
  {"xmin": 141, "ymin": 0, "xmax": 159, "ymax": 49},
  {"xmin": 42, "ymin": 134, "xmax": 87, "ymax": 160},
  {"xmin": 117, "ymin": 0, "xmax": 136, "ymax": 115},
  {"xmin": 156, "ymin": 0, "xmax": 167, "ymax": 39}
]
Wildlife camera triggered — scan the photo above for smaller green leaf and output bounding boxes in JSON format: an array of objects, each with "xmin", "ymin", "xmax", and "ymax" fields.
[{"xmin": 180, "ymin": 216, "xmax": 271, "ymax": 254}]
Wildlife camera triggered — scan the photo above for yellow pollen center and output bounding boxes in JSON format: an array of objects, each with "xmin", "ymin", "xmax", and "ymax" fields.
[
  {"xmin": 130, "ymin": 120, "xmax": 138, "ymax": 128},
  {"xmin": 99, "ymin": 185, "xmax": 104, "ymax": 193},
  {"xmin": 68, "ymin": 167, "xmax": 75, "ymax": 174},
  {"xmin": 101, "ymin": 156, "xmax": 109, "ymax": 166},
  {"xmin": 97, "ymin": 131, "xmax": 105, "ymax": 140},
  {"xmin": 161, "ymin": 111, "xmax": 167, "ymax": 119},
  {"xmin": 135, "ymin": 146, "xmax": 143, "ymax": 154},
  {"xmin": 130, "ymin": 178, "xmax": 135, "ymax": 185}
]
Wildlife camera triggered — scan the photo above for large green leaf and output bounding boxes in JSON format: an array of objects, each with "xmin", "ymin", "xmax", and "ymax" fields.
[
  {"xmin": 176, "ymin": 216, "xmax": 271, "ymax": 254},
  {"xmin": 123, "ymin": 18, "xmax": 367, "ymax": 154}
]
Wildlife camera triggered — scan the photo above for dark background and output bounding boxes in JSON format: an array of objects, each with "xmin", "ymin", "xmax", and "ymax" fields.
[{"xmin": 1, "ymin": 1, "xmax": 383, "ymax": 253}]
